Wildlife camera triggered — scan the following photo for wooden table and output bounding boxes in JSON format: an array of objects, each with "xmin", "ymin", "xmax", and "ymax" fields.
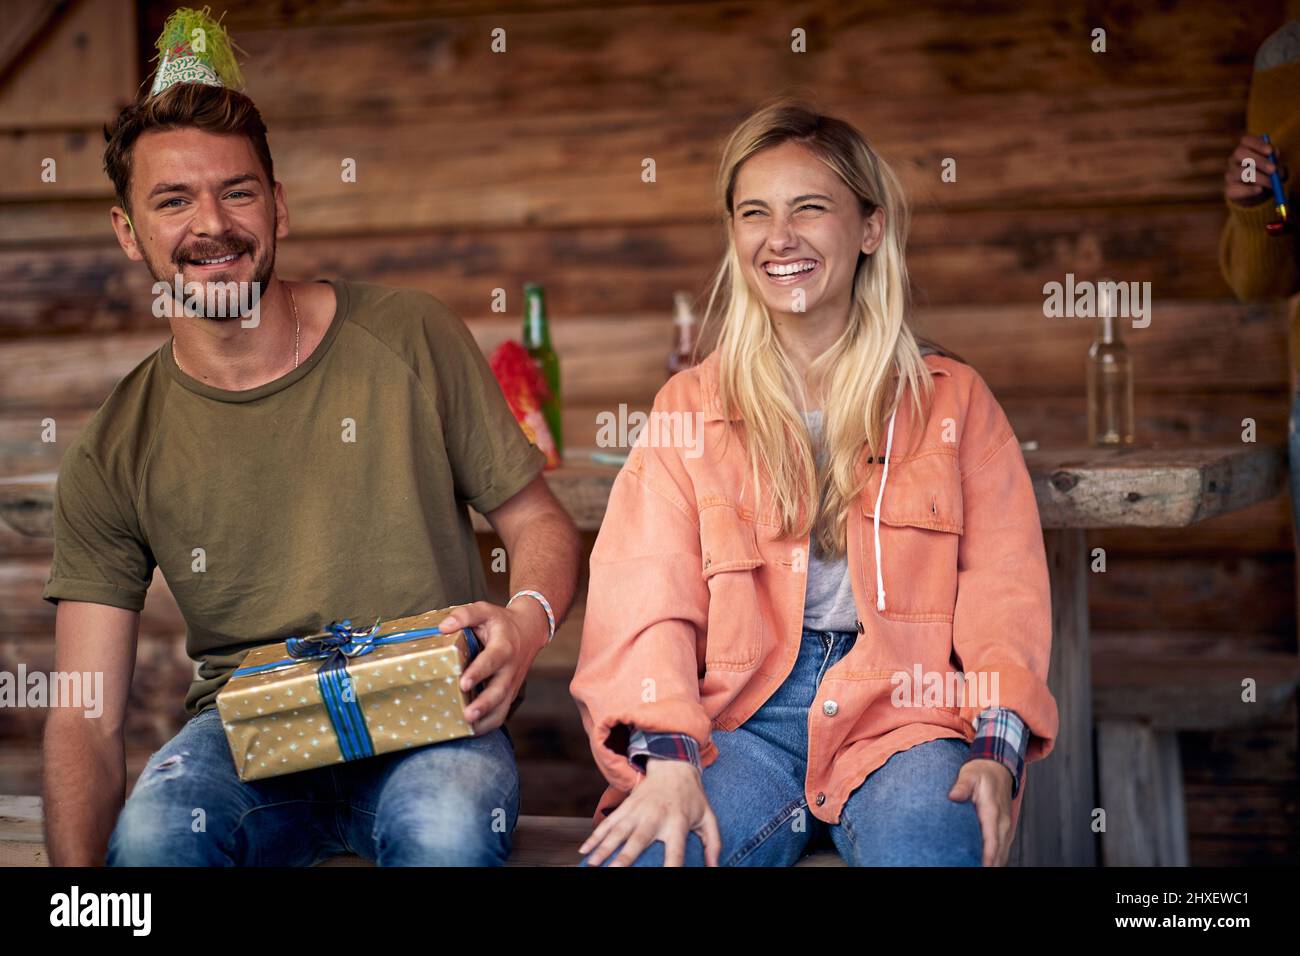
[{"xmin": 0, "ymin": 442, "xmax": 1286, "ymax": 867}]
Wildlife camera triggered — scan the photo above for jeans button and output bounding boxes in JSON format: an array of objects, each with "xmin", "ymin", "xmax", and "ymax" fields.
[
  {"xmin": 815, "ymin": 792, "xmax": 826, "ymax": 806},
  {"xmin": 822, "ymin": 699, "xmax": 838, "ymax": 717}
]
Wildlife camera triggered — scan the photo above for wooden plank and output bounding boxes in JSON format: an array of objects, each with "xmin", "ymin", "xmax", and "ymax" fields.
[
  {"xmin": 1091, "ymin": 654, "xmax": 1300, "ymax": 730},
  {"xmin": 1189, "ymin": 833, "xmax": 1300, "ymax": 866},
  {"xmin": 0, "ymin": 1, "xmax": 71, "ymax": 87},
  {"xmin": 0, "ymin": 198, "xmax": 112, "ymax": 247},
  {"xmin": 1093, "ymin": 497, "xmax": 1295, "ymax": 556},
  {"xmin": 0, "ymin": 406, "xmax": 643, "ymax": 481},
  {"xmin": 0, "ymin": 0, "xmax": 135, "ymax": 127},
  {"xmin": 0, "ymin": 557, "xmax": 183, "ymax": 632},
  {"xmin": 1184, "ymin": 781, "xmax": 1300, "ymax": 840},
  {"xmin": 1097, "ymin": 722, "xmax": 1189, "ymax": 866},
  {"xmin": 1012, "ymin": 528, "xmax": 1096, "ymax": 866},
  {"xmin": 1029, "ymin": 443, "xmax": 1287, "ymax": 528},
  {"xmin": 4, "ymin": 388, "xmax": 1286, "ymax": 501},
  {"xmin": 1001, "ymin": 391, "xmax": 1292, "ymax": 459},
  {"xmin": 1090, "ymin": 555, "xmax": 1296, "ymax": 634},
  {"xmin": 0, "ymin": 320, "xmax": 676, "ymax": 411},
  {"xmin": 917, "ymin": 301, "xmax": 1291, "ymax": 398},
  {"xmin": 1091, "ymin": 628, "xmax": 1296, "ymax": 659},
  {"xmin": 2, "ymin": 445, "xmax": 1287, "ymax": 540},
  {"xmin": 134, "ymin": 0, "xmax": 1278, "ymax": 118},
  {"xmin": 0, "ymin": 202, "xmax": 1250, "ymax": 324},
  {"xmin": 0, "ymin": 86, "xmax": 1251, "ymax": 221},
  {"xmin": 1179, "ymin": 712, "xmax": 1299, "ymax": 783},
  {"xmin": 0, "ymin": 792, "xmax": 44, "ymax": 866},
  {"xmin": 0, "ymin": 301, "xmax": 1289, "ymax": 416},
  {"xmin": 0, "ymin": 745, "xmax": 155, "ymax": 805}
]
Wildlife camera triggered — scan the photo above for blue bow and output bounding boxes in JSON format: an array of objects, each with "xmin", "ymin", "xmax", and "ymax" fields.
[{"xmin": 285, "ymin": 618, "xmax": 383, "ymax": 664}]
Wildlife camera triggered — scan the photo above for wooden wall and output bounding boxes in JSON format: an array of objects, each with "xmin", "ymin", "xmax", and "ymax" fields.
[{"xmin": 2, "ymin": 0, "xmax": 1299, "ymax": 862}]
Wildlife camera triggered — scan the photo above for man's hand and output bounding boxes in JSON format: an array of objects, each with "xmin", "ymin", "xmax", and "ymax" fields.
[
  {"xmin": 1225, "ymin": 133, "xmax": 1287, "ymax": 206},
  {"xmin": 948, "ymin": 758, "xmax": 1014, "ymax": 867},
  {"xmin": 439, "ymin": 599, "xmax": 547, "ymax": 734},
  {"xmin": 578, "ymin": 759, "xmax": 721, "ymax": 867}
]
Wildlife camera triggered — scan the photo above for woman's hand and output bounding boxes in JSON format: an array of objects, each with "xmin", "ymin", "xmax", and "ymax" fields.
[
  {"xmin": 579, "ymin": 759, "xmax": 722, "ymax": 867},
  {"xmin": 1225, "ymin": 133, "xmax": 1287, "ymax": 206},
  {"xmin": 948, "ymin": 759, "xmax": 1014, "ymax": 866}
]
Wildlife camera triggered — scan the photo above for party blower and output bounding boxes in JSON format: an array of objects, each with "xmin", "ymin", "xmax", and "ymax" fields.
[{"xmin": 1261, "ymin": 133, "xmax": 1290, "ymax": 236}]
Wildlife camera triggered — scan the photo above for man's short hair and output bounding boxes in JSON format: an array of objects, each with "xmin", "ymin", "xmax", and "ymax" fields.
[{"xmin": 102, "ymin": 83, "xmax": 275, "ymax": 213}]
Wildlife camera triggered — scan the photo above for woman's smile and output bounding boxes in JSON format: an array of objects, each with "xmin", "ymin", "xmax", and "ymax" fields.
[{"xmin": 760, "ymin": 257, "xmax": 822, "ymax": 285}]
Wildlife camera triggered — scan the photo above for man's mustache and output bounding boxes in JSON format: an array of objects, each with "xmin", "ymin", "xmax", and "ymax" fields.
[{"xmin": 174, "ymin": 238, "xmax": 254, "ymax": 265}]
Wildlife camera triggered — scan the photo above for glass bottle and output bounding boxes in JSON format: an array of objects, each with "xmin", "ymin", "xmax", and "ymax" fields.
[
  {"xmin": 668, "ymin": 290, "xmax": 699, "ymax": 376},
  {"xmin": 522, "ymin": 282, "xmax": 562, "ymax": 457},
  {"xmin": 1087, "ymin": 282, "xmax": 1135, "ymax": 445}
]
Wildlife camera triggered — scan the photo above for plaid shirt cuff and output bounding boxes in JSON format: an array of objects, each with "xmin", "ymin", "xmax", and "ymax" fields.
[
  {"xmin": 627, "ymin": 729, "xmax": 701, "ymax": 772},
  {"xmin": 966, "ymin": 708, "xmax": 1029, "ymax": 798}
]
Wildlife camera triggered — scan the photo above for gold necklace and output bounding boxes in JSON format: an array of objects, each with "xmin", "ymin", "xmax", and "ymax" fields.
[{"xmin": 173, "ymin": 283, "xmax": 300, "ymax": 376}]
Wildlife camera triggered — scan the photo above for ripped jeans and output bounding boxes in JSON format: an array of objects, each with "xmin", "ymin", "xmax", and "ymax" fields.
[
  {"xmin": 107, "ymin": 706, "xmax": 519, "ymax": 866},
  {"xmin": 584, "ymin": 627, "xmax": 983, "ymax": 866}
]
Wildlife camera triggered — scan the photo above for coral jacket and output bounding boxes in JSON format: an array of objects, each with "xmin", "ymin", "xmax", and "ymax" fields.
[{"xmin": 570, "ymin": 350, "xmax": 1058, "ymax": 829}]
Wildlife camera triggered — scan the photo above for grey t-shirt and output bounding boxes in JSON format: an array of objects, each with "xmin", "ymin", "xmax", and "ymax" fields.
[{"xmin": 801, "ymin": 409, "xmax": 858, "ymax": 633}]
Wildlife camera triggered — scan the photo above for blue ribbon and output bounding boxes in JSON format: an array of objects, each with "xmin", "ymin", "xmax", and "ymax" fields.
[{"xmin": 230, "ymin": 618, "xmax": 480, "ymax": 762}]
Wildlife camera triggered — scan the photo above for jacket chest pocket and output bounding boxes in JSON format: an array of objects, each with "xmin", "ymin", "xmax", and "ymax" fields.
[
  {"xmin": 861, "ymin": 451, "xmax": 964, "ymax": 622},
  {"xmin": 699, "ymin": 502, "xmax": 765, "ymax": 669}
]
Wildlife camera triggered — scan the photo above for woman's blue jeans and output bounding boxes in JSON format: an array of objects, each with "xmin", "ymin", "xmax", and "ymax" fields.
[
  {"xmin": 584, "ymin": 627, "xmax": 983, "ymax": 866},
  {"xmin": 106, "ymin": 706, "xmax": 519, "ymax": 866}
]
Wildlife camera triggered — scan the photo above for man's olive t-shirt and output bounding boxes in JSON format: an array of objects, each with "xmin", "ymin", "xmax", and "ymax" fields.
[{"xmin": 42, "ymin": 279, "xmax": 546, "ymax": 716}]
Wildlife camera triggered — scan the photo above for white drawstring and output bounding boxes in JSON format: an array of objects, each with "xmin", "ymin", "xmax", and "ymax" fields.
[{"xmin": 873, "ymin": 404, "xmax": 898, "ymax": 612}]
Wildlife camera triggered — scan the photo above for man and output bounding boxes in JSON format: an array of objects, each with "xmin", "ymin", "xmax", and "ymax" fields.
[{"xmin": 40, "ymin": 70, "xmax": 580, "ymax": 865}]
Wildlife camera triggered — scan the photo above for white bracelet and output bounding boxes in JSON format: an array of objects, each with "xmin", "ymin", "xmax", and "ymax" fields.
[{"xmin": 508, "ymin": 589, "xmax": 556, "ymax": 645}]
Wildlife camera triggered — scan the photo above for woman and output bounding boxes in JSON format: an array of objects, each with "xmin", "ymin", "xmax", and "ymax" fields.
[{"xmin": 570, "ymin": 101, "xmax": 1058, "ymax": 867}]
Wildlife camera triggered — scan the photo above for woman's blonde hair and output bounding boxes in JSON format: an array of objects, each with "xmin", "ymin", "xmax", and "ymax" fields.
[{"xmin": 701, "ymin": 99, "xmax": 945, "ymax": 558}]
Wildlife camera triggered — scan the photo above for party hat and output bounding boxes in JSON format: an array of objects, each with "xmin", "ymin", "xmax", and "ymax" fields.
[{"xmin": 148, "ymin": 6, "xmax": 245, "ymax": 96}]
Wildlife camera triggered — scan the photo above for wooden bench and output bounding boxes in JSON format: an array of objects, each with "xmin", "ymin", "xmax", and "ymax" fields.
[
  {"xmin": 0, "ymin": 795, "xmax": 845, "ymax": 866},
  {"xmin": 1091, "ymin": 643, "xmax": 1300, "ymax": 866}
]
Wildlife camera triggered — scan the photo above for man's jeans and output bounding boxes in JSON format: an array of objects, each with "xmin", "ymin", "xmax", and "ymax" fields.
[
  {"xmin": 107, "ymin": 706, "xmax": 519, "ymax": 866},
  {"xmin": 584, "ymin": 627, "xmax": 983, "ymax": 866}
]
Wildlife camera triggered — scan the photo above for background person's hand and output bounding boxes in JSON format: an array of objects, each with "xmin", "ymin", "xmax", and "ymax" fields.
[
  {"xmin": 1225, "ymin": 133, "xmax": 1287, "ymax": 206},
  {"xmin": 948, "ymin": 758, "xmax": 1015, "ymax": 866},
  {"xmin": 440, "ymin": 600, "xmax": 547, "ymax": 734},
  {"xmin": 579, "ymin": 758, "xmax": 721, "ymax": 866}
]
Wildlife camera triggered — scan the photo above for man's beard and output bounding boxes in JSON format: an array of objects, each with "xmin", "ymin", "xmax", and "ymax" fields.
[{"xmin": 144, "ymin": 232, "xmax": 277, "ymax": 321}]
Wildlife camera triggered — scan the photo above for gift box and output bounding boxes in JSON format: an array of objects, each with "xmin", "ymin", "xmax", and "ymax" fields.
[{"xmin": 216, "ymin": 607, "xmax": 480, "ymax": 782}]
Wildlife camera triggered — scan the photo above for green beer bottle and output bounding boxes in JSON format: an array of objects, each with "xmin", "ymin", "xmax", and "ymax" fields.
[{"xmin": 522, "ymin": 282, "xmax": 563, "ymax": 457}]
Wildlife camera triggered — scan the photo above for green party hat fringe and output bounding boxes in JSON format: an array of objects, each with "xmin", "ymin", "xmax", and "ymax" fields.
[{"xmin": 149, "ymin": 7, "xmax": 245, "ymax": 96}]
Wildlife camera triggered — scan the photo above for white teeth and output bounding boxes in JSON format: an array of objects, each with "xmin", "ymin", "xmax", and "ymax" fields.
[
  {"xmin": 196, "ymin": 253, "xmax": 238, "ymax": 265},
  {"xmin": 764, "ymin": 260, "xmax": 817, "ymax": 276}
]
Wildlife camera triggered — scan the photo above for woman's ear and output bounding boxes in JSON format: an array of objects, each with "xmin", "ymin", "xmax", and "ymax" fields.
[{"xmin": 860, "ymin": 206, "xmax": 886, "ymax": 256}]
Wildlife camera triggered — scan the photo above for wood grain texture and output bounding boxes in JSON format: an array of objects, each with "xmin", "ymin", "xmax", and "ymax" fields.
[{"xmin": 1097, "ymin": 722, "xmax": 1190, "ymax": 867}]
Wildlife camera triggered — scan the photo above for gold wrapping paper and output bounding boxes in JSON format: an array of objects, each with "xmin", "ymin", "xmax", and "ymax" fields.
[{"xmin": 216, "ymin": 608, "xmax": 476, "ymax": 781}]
